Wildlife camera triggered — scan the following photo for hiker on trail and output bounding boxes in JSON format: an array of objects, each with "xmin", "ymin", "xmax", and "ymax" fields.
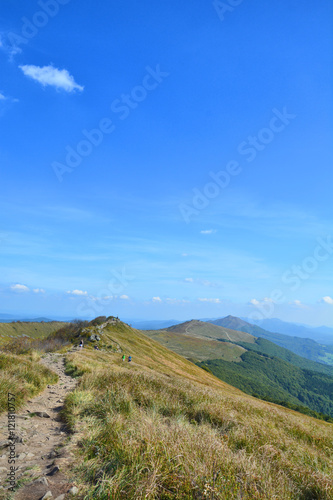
[
  {"xmin": 128, "ymin": 355, "xmax": 132, "ymax": 362},
  {"xmin": 79, "ymin": 339, "xmax": 83, "ymax": 349},
  {"xmin": 94, "ymin": 345, "xmax": 99, "ymax": 350},
  {"xmin": 122, "ymin": 354, "xmax": 125, "ymax": 362}
]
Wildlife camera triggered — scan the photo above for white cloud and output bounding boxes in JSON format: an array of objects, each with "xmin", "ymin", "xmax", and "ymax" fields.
[
  {"xmin": 166, "ymin": 298, "xmax": 190, "ymax": 304},
  {"xmin": 10, "ymin": 284, "xmax": 29, "ymax": 292},
  {"xmin": 89, "ymin": 295, "xmax": 113, "ymax": 302},
  {"xmin": 181, "ymin": 253, "xmax": 188, "ymax": 257},
  {"xmin": 250, "ymin": 297, "xmax": 275, "ymax": 306},
  {"xmin": 198, "ymin": 298, "xmax": 221, "ymax": 303},
  {"xmin": 152, "ymin": 296, "xmax": 162, "ymax": 302},
  {"xmin": 120, "ymin": 295, "xmax": 129, "ymax": 300},
  {"xmin": 19, "ymin": 64, "xmax": 84, "ymax": 92},
  {"xmin": 289, "ymin": 299, "xmax": 306, "ymax": 308},
  {"xmin": 0, "ymin": 92, "xmax": 6, "ymax": 100},
  {"xmin": 67, "ymin": 289, "xmax": 88, "ymax": 296},
  {"xmin": 321, "ymin": 296, "xmax": 333, "ymax": 305},
  {"xmin": 184, "ymin": 278, "xmax": 194, "ymax": 283},
  {"xmin": 200, "ymin": 229, "xmax": 217, "ymax": 235},
  {"xmin": 33, "ymin": 288, "xmax": 45, "ymax": 293}
]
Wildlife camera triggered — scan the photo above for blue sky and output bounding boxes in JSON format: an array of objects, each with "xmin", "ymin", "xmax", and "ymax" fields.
[{"xmin": 0, "ymin": 0, "xmax": 332, "ymax": 325}]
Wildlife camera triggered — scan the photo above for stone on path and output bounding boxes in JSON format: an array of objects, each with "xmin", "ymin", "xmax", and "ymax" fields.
[
  {"xmin": 34, "ymin": 411, "xmax": 51, "ymax": 418},
  {"xmin": 41, "ymin": 491, "xmax": 53, "ymax": 500},
  {"xmin": 68, "ymin": 485, "xmax": 79, "ymax": 495},
  {"xmin": 34, "ymin": 476, "xmax": 49, "ymax": 485}
]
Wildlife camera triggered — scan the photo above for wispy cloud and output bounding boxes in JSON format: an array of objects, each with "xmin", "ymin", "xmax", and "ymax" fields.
[
  {"xmin": 184, "ymin": 277, "xmax": 218, "ymax": 288},
  {"xmin": 89, "ymin": 295, "xmax": 112, "ymax": 302},
  {"xmin": 249, "ymin": 297, "xmax": 275, "ymax": 306},
  {"xmin": 200, "ymin": 229, "xmax": 217, "ymax": 235},
  {"xmin": 0, "ymin": 92, "xmax": 6, "ymax": 100},
  {"xmin": 67, "ymin": 289, "xmax": 88, "ymax": 296},
  {"xmin": 152, "ymin": 296, "xmax": 162, "ymax": 302},
  {"xmin": 10, "ymin": 284, "xmax": 29, "ymax": 292},
  {"xmin": 166, "ymin": 298, "xmax": 190, "ymax": 304},
  {"xmin": 89, "ymin": 295, "xmax": 113, "ymax": 302},
  {"xmin": 289, "ymin": 299, "xmax": 306, "ymax": 308},
  {"xmin": 198, "ymin": 297, "xmax": 221, "ymax": 303},
  {"xmin": 33, "ymin": 288, "xmax": 45, "ymax": 293},
  {"xmin": 19, "ymin": 64, "xmax": 84, "ymax": 92},
  {"xmin": 0, "ymin": 32, "xmax": 22, "ymax": 59},
  {"xmin": 120, "ymin": 294, "xmax": 129, "ymax": 300}
]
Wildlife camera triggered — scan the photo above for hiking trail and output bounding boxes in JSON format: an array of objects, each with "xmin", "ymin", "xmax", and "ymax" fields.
[{"xmin": 0, "ymin": 351, "xmax": 80, "ymax": 500}]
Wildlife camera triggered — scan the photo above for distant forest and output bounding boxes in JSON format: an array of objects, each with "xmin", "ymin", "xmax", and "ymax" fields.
[{"xmin": 198, "ymin": 351, "xmax": 333, "ymax": 421}]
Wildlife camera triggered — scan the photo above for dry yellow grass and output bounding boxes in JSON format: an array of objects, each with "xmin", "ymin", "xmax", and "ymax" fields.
[
  {"xmin": 60, "ymin": 323, "xmax": 333, "ymax": 499},
  {"xmin": 0, "ymin": 352, "xmax": 58, "ymax": 412}
]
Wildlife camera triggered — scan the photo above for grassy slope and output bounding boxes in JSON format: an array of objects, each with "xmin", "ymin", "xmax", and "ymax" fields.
[
  {"xmin": 0, "ymin": 321, "xmax": 67, "ymax": 345},
  {"xmin": 144, "ymin": 329, "xmax": 246, "ymax": 362},
  {"xmin": 0, "ymin": 352, "xmax": 58, "ymax": 412},
  {"xmin": 210, "ymin": 316, "xmax": 333, "ymax": 366},
  {"xmin": 147, "ymin": 322, "xmax": 333, "ymax": 376},
  {"xmin": 62, "ymin": 321, "xmax": 333, "ymax": 499},
  {"xmin": 144, "ymin": 325, "xmax": 333, "ymax": 417},
  {"xmin": 166, "ymin": 320, "xmax": 256, "ymax": 343}
]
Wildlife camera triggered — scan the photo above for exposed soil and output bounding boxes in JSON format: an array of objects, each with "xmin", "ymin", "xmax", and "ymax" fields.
[{"xmin": 0, "ymin": 352, "xmax": 80, "ymax": 500}]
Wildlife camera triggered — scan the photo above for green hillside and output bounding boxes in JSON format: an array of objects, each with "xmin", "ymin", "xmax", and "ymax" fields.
[
  {"xmin": 198, "ymin": 352, "xmax": 333, "ymax": 418},
  {"xmin": 0, "ymin": 321, "xmax": 67, "ymax": 345},
  {"xmin": 59, "ymin": 319, "xmax": 333, "ymax": 499},
  {"xmin": 210, "ymin": 316, "xmax": 333, "ymax": 366},
  {"xmin": 232, "ymin": 337, "xmax": 333, "ymax": 376},
  {"xmin": 1, "ymin": 317, "xmax": 332, "ymax": 498},
  {"xmin": 146, "ymin": 320, "xmax": 333, "ymax": 376},
  {"xmin": 144, "ymin": 320, "xmax": 333, "ymax": 418}
]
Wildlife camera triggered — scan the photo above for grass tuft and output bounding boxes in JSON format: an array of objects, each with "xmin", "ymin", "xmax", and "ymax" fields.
[
  {"xmin": 0, "ymin": 351, "xmax": 58, "ymax": 413},
  {"xmin": 61, "ymin": 341, "xmax": 333, "ymax": 499}
]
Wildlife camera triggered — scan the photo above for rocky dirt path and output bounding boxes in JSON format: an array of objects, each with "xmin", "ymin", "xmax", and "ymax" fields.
[{"xmin": 0, "ymin": 352, "xmax": 80, "ymax": 500}]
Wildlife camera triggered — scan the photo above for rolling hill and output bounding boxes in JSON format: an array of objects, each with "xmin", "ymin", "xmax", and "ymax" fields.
[
  {"xmin": 165, "ymin": 319, "xmax": 256, "ymax": 343},
  {"xmin": 58, "ymin": 318, "xmax": 333, "ymax": 498},
  {"xmin": 209, "ymin": 315, "xmax": 333, "ymax": 366},
  {"xmin": 146, "ymin": 319, "xmax": 333, "ymax": 376},
  {"xmin": 1, "ymin": 316, "xmax": 332, "ymax": 498},
  {"xmin": 144, "ymin": 319, "xmax": 333, "ymax": 417},
  {"xmin": 0, "ymin": 321, "xmax": 67, "ymax": 345}
]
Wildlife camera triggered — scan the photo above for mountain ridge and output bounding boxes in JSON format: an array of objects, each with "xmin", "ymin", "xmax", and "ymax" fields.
[{"xmin": 208, "ymin": 315, "xmax": 333, "ymax": 366}]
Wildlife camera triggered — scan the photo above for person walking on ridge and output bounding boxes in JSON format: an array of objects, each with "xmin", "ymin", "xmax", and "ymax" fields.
[
  {"xmin": 128, "ymin": 355, "xmax": 132, "ymax": 362},
  {"xmin": 122, "ymin": 354, "xmax": 125, "ymax": 361}
]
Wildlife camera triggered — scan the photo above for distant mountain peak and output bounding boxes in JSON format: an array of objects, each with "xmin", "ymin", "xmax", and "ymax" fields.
[{"xmin": 214, "ymin": 315, "xmax": 252, "ymax": 329}]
